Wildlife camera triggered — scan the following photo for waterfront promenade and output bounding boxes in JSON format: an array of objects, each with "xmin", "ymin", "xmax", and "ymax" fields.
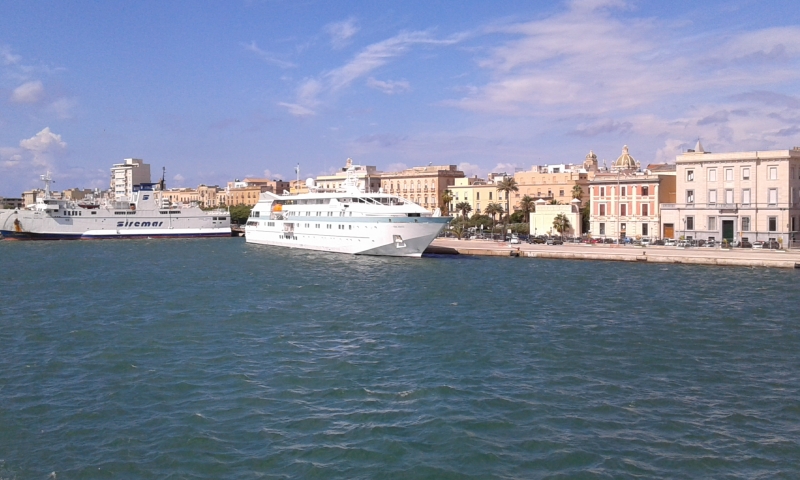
[{"xmin": 428, "ymin": 238, "xmax": 800, "ymax": 269}]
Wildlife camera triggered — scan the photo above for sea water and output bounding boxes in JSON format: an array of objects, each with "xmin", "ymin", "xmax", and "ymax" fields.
[{"xmin": 1, "ymin": 238, "xmax": 798, "ymax": 478}]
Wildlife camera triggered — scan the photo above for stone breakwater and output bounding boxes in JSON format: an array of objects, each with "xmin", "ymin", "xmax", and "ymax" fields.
[{"xmin": 427, "ymin": 239, "xmax": 800, "ymax": 269}]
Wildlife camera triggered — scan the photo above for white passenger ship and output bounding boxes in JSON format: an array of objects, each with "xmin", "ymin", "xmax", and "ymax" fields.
[
  {"xmin": 245, "ymin": 168, "xmax": 451, "ymax": 257},
  {"xmin": 0, "ymin": 173, "xmax": 230, "ymax": 240}
]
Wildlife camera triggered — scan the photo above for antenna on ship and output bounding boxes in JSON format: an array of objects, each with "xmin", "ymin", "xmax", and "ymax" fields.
[
  {"xmin": 295, "ymin": 163, "xmax": 300, "ymax": 189},
  {"xmin": 159, "ymin": 167, "xmax": 166, "ymax": 191},
  {"xmin": 40, "ymin": 171, "xmax": 54, "ymax": 200}
]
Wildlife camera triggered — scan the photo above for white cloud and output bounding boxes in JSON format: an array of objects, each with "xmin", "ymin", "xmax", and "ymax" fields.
[
  {"xmin": 458, "ymin": 162, "xmax": 483, "ymax": 177},
  {"xmin": 325, "ymin": 18, "xmax": 359, "ymax": 49},
  {"xmin": 173, "ymin": 174, "xmax": 185, "ymax": 184},
  {"xmin": 16, "ymin": 127, "xmax": 67, "ymax": 168},
  {"xmin": 491, "ymin": 162, "xmax": 521, "ymax": 174},
  {"xmin": 242, "ymin": 41, "xmax": 296, "ymax": 69},
  {"xmin": 281, "ymin": 30, "xmax": 465, "ymax": 116},
  {"xmin": 11, "ymin": 80, "xmax": 44, "ymax": 103},
  {"xmin": 278, "ymin": 102, "xmax": 316, "ymax": 117},
  {"xmin": 263, "ymin": 169, "xmax": 285, "ymax": 180},
  {"xmin": 1, "ymin": 45, "xmax": 21, "ymax": 65},
  {"xmin": 49, "ymin": 97, "xmax": 78, "ymax": 119},
  {"xmin": 366, "ymin": 77, "xmax": 411, "ymax": 95}
]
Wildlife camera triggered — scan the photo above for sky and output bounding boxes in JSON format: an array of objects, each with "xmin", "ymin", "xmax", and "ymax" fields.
[{"xmin": 2, "ymin": 0, "xmax": 800, "ymax": 196}]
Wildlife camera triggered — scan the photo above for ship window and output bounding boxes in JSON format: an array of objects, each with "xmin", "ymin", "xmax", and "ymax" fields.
[{"xmin": 91, "ymin": 212, "xmax": 96, "ymax": 215}]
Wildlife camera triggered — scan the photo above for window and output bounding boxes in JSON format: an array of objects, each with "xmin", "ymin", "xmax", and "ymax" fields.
[
  {"xmin": 708, "ymin": 216, "xmax": 717, "ymax": 230},
  {"xmin": 641, "ymin": 186, "xmax": 649, "ymax": 196},
  {"xmin": 476, "ymin": 192, "xmax": 480, "ymax": 200},
  {"xmin": 742, "ymin": 189, "xmax": 751, "ymax": 205},
  {"xmin": 642, "ymin": 204, "xmax": 649, "ymax": 216},
  {"xmin": 642, "ymin": 223, "xmax": 648, "ymax": 236},
  {"xmin": 708, "ymin": 189, "xmax": 717, "ymax": 205},
  {"xmin": 769, "ymin": 166, "xmax": 778, "ymax": 180},
  {"xmin": 600, "ymin": 187, "xmax": 605, "ymax": 196},
  {"xmin": 769, "ymin": 216, "xmax": 777, "ymax": 232},
  {"xmin": 742, "ymin": 167, "xmax": 750, "ymax": 180},
  {"xmin": 742, "ymin": 216, "xmax": 750, "ymax": 231},
  {"xmin": 620, "ymin": 204, "xmax": 627, "ymax": 216},
  {"xmin": 599, "ymin": 204, "xmax": 606, "ymax": 216},
  {"xmin": 708, "ymin": 169, "xmax": 717, "ymax": 182},
  {"xmin": 599, "ymin": 223, "xmax": 605, "ymax": 235},
  {"xmin": 768, "ymin": 188, "xmax": 778, "ymax": 205},
  {"xmin": 489, "ymin": 192, "xmax": 492, "ymax": 200},
  {"xmin": 687, "ymin": 170, "xmax": 694, "ymax": 182},
  {"xmin": 725, "ymin": 189, "xmax": 734, "ymax": 205},
  {"xmin": 559, "ymin": 189, "xmax": 564, "ymax": 197},
  {"xmin": 686, "ymin": 216, "xmax": 695, "ymax": 230},
  {"xmin": 686, "ymin": 190, "xmax": 695, "ymax": 204},
  {"xmin": 725, "ymin": 168, "xmax": 733, "ymax": 181}
]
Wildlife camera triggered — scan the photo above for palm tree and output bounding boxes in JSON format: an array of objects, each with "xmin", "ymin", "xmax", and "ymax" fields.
[
  {"xmin": 572, "ymin": 184, "xmax": 583, "ymax": 200},
  {"xmin": 455, "ymin": 201, "xmax": 472, "ymax": 222},
  {"xmin": 553, "ymin": 213, "xmax": 571, "ymax": 239},
  {"xmin": 518, "ymin": 195, "xmax": 535, "ymax": 223},
  {"xmin": 548, "ymin": 199, "xmax": 561, "ymax": 205},
  {"xmin": 496, "ymin": 177, "xmax": 519, "ymax": 237},
  {"xmin": 485, "ymin": 202, "xmax": 503, "ymax": 238},
  {"xmin": 440, "ymin": 189, "xmax": 454, "ymax": 216}
]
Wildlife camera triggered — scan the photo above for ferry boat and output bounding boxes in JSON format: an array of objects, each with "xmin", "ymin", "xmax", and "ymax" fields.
[
  {"xmin": 245, "ymin": 168, "xmax": 451, "ymax": 257},
  {"xmin": 0, "ymin": 172, "xmax": 230, "ymax": 240}
]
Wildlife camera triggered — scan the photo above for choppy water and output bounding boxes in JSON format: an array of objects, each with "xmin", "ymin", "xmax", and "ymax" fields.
[{"xmin": 1, "ymin": 238, "xmax": 798, "ymax": 479}]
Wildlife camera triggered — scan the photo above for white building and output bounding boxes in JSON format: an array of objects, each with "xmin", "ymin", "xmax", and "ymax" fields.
[
  {"xmin": 110, "ymin": 158, "xmax": 151, "ymax": 201},
  {"xmin": 530, "ymin": 200, "xmax": 582, "ymax": 237},
  {"xmin": 661, "ymin": 143, "xmax": 800, "ymax": 245}
]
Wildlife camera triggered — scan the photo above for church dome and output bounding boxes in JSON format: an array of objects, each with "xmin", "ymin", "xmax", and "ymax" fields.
[
  {"xmin": 583, "ymin": 150, "xmax": 598, "ymax": 171},
  {"xmin": 613, "ymin": 145, "xmax": 638, "ymax": 170}
]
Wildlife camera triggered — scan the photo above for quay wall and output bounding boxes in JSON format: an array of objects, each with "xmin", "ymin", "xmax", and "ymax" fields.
[{"xmin": 425, "ymin": 242, "xmax": 800, "ymax": 269}]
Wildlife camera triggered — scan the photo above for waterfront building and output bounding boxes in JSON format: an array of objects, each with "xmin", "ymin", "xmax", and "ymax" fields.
[
  {"xmin": 62, "ymin": 188, "xmax": 94, "ymax": 201},
  {"xmin": 447, "ymin": 176, "xmax": 505, "ymax": 216},
  {"xmin": 513, "ymin": 152, "xmax": 598, "ymax": 209},
  {"xmin": 110, "ymin": 158, "xmax": 151, "ymax": 201},
  {"xmin": 0, "ymin": 196, "xmax": 23, "ymax": 209},
  {"xmin": 660, "ymin": 143, "xmax": 800, "ymax": 245},
  {"xmin": 316, "ymin": 159, "xmax": 382, "ymax": 193},
  {"xmin": 589, "ymin": 146, "xmax": 676, "ymax": 240},
  {"xmin": 379, "ymin": 165, "xmax": 464, "ymax": 212},
  {"xmin": 530, "ymin": 200, "xmax": 582, "ymax": 237},
  {"xmin": 225, "ymin": 178, "xmax": 290, "ymax": 207}
]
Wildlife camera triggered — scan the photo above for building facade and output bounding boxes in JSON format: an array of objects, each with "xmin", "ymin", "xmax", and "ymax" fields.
[
  {"xmin": 110, "ymin": 158, "xmax": 151, "ymax": 201},
  {"xmin": 316, "ymin": 159, "xmax": 382, "ymax": 193},
  {"xmin": 513, "ymin": 153, "xmax": 597, "ymax": 208},
  {"xmin": 447, "ymin": 176, "xmax": 506, "ymax": 217},
  {"xmin": 380, "ymin": 165, "xmax": 464, "ymax": 212},
  {"xmin": 588, "ymin": 147, "xmax": 675, "ymax": 240},
  {"xmin": 661, "ymin": 144, "xmax": 800, "ymax": 244}
]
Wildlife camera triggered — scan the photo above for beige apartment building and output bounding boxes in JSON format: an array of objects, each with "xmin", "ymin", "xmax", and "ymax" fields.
[
  {"xmin": 110, "ymin": 158, "xmax": 151, "ymax": 201},
  {"xmin": 225, "ymin": 178, "xmax": 290, "ymax": 207},
  {"xmin": 447, "ymin": 176, "xmax": 507, "ymax": 216},
  {"xmin": 661, "ymin": 144, "xmax": 800, "ymax": 244},
  {"xmin": 380, "ymin": 165, "xmax": 464, "ymax": 212},
  {"xmin": 316, "ymin": 159, "xmax": 382, "ymax": 193},
  {"xmin": 514, "ymin": 152, "xmax": 598, "ymax": 208}
]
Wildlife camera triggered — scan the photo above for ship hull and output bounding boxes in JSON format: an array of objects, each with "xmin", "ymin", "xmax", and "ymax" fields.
[{"xmin": 245, "ymin": 217, "xmax": 449, "ymax": 257}]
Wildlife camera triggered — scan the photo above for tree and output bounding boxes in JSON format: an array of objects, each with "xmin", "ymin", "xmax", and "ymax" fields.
[
  {"xmin": 548, "ymin": 199, "xmax": 561, "ymax": 205},
  {"xmin": 581, "ymin": 200, "xmax": 590, "ymax": 235},
  {"xmin": 455, "ymin": 201, "xmax": 472, "ymax": 221},
  {"xmin": 509, "ymin": 211, "xmax": 526, "ymax": 223},
  {"xmin": 553, "ymin": 213, "xmax": 571, "ymax": 239},
  {"xmin": 440, "ymin": 189, "xmax": 454, "ymax": 216},
  {"xmin": 229, "ymin": 204, "xmax": 252, "ymax": 225},
  {"xmin": 496, "ymin": 177, "xmax": 519, "ymax": 237},
  {"xmin": 518, "ymin": 195, "xmax": 535, "ymax": 223},
  {"xmin": 485, "ymin": 202, "xmax": 503, "ymax": 236},
  {"xmin": 572, "ymin": 184, "xmax": 583, "ymax": 200}
]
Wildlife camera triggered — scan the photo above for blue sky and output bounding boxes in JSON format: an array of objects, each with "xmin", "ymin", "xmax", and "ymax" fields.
[{"xmin": 2, "ymin": 0, "xmax": 800, "ymax": 195}]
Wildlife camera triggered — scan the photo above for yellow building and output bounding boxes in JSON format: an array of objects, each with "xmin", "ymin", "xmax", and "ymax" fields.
[
  {"xmin": 448, "ymin": 177, "xmax": 507, "ymax": 216},
  {"xmin": 513, "ymin": 152, "xmax": 598, "ymax": 209},
  {"xmin": 380, "ymin": 165, "xmax": 464, "ymax": 212}
]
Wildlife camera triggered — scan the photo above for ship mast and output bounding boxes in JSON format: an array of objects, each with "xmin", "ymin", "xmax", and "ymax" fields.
[{"xmin": 40, "ymin": 171, "xmax": 54, "ymax": 200}]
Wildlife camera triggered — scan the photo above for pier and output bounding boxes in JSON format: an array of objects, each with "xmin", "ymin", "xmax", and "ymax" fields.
[{"xmin": 426, "ymin": 238, "xmax": 800, "ymax": 269}]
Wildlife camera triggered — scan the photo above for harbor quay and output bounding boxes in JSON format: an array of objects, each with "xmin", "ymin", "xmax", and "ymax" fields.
[{"xmin": 427, "ymin": 237, "xmax": 800, "ymax": 269}]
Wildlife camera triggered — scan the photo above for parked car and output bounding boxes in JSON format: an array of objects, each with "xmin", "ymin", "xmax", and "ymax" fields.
[
  {"xmin": 510, "ymin": 236, "xmax": 521, "ymax": 244},
  {"xmin": 738, "ymin": 240, "xmax": 753, "ymax": 248},
  {"xmin": 652, "ymin": 239, "xmax": 665, "ymax": 246},
  {"xmin": 704, "ymin": 240, "xmax": 716, "ymax": 248},
  {"xmin": 640, "ymin": 237, "xmax": 651, "ymax": 246},
  {"xmin": 752, "ymin": 241, "xmax": 765, "ymax": 249},
  {"xmin": 764, "ymin": 240, "xmax": 781, "ymax": 249},
  {"xmin": 528, "ymin": 236, "xmax": 546, "ymax": 244},
  {"xmin": 664, "ymin": 239, "xmax": 676, "ymax": 246},
  {"xmin": 546, "ymin": 238, "xmax": 563, "ymax": 245}
]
